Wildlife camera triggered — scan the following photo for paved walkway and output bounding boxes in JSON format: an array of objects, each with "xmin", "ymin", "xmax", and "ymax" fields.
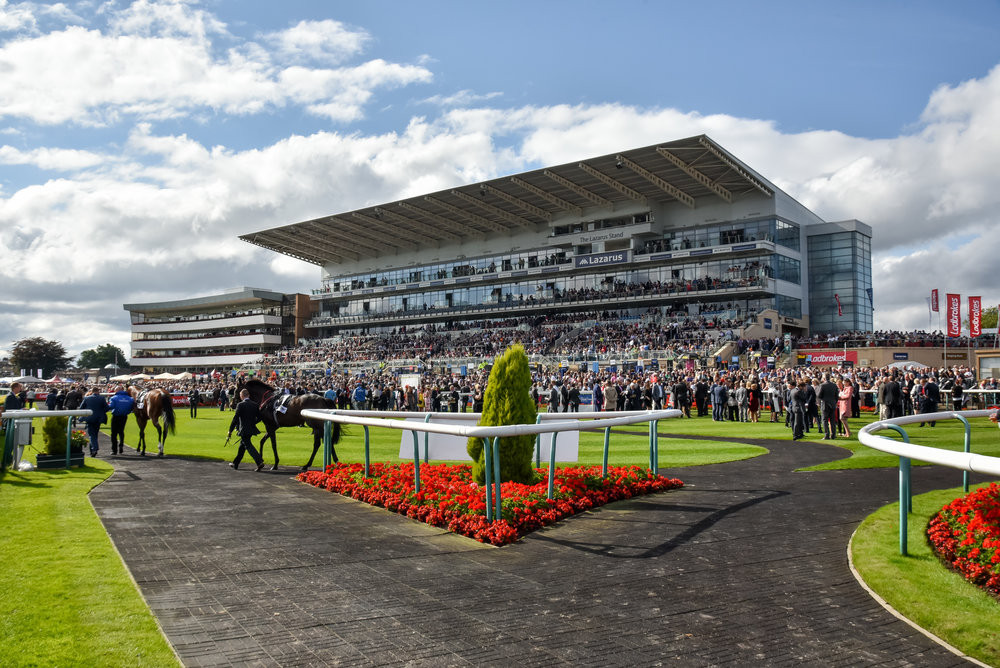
[{"xmin": 89, "ymin": 435, "xmax": 981, "ymax": 667}]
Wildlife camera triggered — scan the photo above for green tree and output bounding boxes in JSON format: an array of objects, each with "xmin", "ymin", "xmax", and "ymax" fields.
[
  {"xmin": 9, "ymin": 337, "xmax": 72, "ymax": 378},
  {"xmin": 77, "ymin": 343, "xmax": 130, "ymax": 371},
  {"xmin": 963, "ymin": 306, "xmax": 998, "ymax": 332},
  {"xmin": 466, "ymin": 344, "xmax": 538, "ymax": 484}
]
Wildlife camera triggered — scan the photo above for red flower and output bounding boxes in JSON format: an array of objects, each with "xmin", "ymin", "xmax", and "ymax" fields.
[{"xmin": 296, "ymin": 462, "xmax": 683, "ymax": 546}]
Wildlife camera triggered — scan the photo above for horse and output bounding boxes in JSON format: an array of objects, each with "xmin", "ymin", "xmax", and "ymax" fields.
[
  {"xmin": 128, "ymin": 386, "xmax": 176, "ymax": 457},
  {"xmin": 236, "ymin": 379, "xmax": 342, "ymax": 471}
]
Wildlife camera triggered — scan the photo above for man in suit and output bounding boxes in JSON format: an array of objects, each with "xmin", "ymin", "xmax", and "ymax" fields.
[
  {"xmin": 227, "ymin": 389, "xmax": 265, "ymax": 471},
  {"xmin": 919, "ymin": 377, "xmax": 941, "ymax": 427},
  {"xmin": 672, "ymin": 378, "xmax": 690, "ymax": 417},
  {"xmin": 789, "ymin": 381, "xmax": 808, "ymax": 440},
  {"xmin": 817, "ymin": 373, "xmax": 840, "ymax": 440},
  {"xmin": 884, "ymin": 373, "xmax": 904, "ymax": 419},
  {"xmin": 694, "ymin": 378, "xmax": 709, "ymax": 417}
]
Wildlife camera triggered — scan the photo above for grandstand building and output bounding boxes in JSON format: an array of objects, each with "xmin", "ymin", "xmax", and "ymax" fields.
[
  {"xmin": 241, "ymin": 135, "xmax": 873, "ymax": 349},
  {"xmin": 123, "ymin": 288, "xmax": 312, "ymax": 372}
]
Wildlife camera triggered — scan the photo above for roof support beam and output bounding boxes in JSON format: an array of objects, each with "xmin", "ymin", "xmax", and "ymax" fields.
[
  {"xmin": 354, "ymin": 210, "xmax": 448, "ymax": 244},
  {"xmin": 509, "ymin": 177, "xmax": 582, "ymax": 216},
  {"xmin": 617, "ymin": 154, "xmax": 696, "ymax": 208},
  {"xmin": 577, "ymin": 162, "xmax": 647, "ymax": 204},
  {"xmin": 423, "ymin": 196, "xmax": 508, "ymax": 234},
  {"xmin": 242, "ymin": 235, "xmax": 323, "ymax": 265},
  {"xmin": 400, "ymin": 201, "xmax": 487, "ymax": 238},
  {"xmin": 258, "ymin": 229, "xmax": 358, "ymax": 262},
  {"xmin": 450, "ymin": 190, "xmax": 535, "ymax": 229},
  {"xmin": 316, "ymin": 219, "xmax": 397, "ymax": 253},
  {"xmin": 480, "ymin": 184, "xmax": 552, "ymax": 222},
  {"xmin": 543, "ymin": 170, "xmax": 612, "ymax": 208},
  {"xmin": 698, "ymin": 136, "xmax": 773, "ymax": 197},
  {"xmin": 654, "ymin": 148, "xmax": 731, "ymax": 203}
]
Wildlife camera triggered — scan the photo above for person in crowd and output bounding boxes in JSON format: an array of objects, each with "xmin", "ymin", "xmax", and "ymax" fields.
[
  {"xmin": 548, "ymin": 382, "xmax": 560, "ymax": 413},
  {"xmin": 64, "ymin": 384, "xmax": 83, "ymax": 411},
  {"xmin": 694, "ymin": 378, "xmax": 709, "ymax": 417},
  {"xmin": 227, "ymin": 389, "xmax": 266, "ymax": 471},
  {"xmin": 789, "ymin": 381, "xmax": 808, "ymax": 441},
  {"xmin": 79, "ymin": 387, "xmax": 109, "ymax": 457},
  {"xmin": 747, "ymin": 382, "xmax": 762, "ymax": 423},
  {"xmin": 817, "ymin": 373, "xmax": 840, "ymax": 440},
  {"xmin": 837, "ymin": 378, "xmax": 853, "ymax": 438},
  {"xmin": 603, "ymin": 379, "xmax": 618, "ymax": 412},
  {"xmin": 568, "ymin": 383, "xmax": 581, "ymax": 412},
  {"xmin": 3, "ymin": 382, "xmax": 25, "ymax": 415},
  {"xmin": 919, "ymin": 377, "xmax": 941, "ymax": 427},
  {"xmin": 188, "ymin": 386, "xmax": 200, "ymax": 418},
  {"xmin": 107, "ymin": 384, "xmax": 135, "ymax": 455}
]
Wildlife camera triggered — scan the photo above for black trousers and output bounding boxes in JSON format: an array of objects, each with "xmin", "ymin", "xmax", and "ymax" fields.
[
  {"xmin": 234, "ymin": 435, "xmax": 263, "ymax": 467},
  {"xmin": 110, "ymin": 414, "xmax": 128, "ymax": 449},
  {"xmin": 822, "ymin": 405, "xmax": 837, "ymax": 437}
]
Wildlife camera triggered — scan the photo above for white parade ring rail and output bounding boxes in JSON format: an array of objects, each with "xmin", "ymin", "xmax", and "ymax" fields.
[
  {"xmin": 857, "ymin": 409, "xmax": 1000, "ymax": 555},
  {"xmin": 300, "ymin": 408, "xmax": 681, "ymax": 522}
]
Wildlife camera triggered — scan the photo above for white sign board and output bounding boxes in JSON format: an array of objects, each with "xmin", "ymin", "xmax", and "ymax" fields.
[{"xmin": 398, "ymin": 417, "xmax": 579, "ymax": 462}]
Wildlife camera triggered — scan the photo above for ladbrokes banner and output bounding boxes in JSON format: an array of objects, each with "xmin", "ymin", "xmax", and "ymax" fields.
[
  {"xmin": 946, "ymin": 293, "xmax": 961, "ymax": 337},
  {"xmin": 969, "ymin": 296, "xmax": 982, "ymax": 337},
  {"xmin": 930, "ymin": 289, "xmax": 939, "ymax": 312}
]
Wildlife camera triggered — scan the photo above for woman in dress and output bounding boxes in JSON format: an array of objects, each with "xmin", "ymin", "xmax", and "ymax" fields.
[
  {"xmin": 837, "ymin": 379, "xmax": 854, "ymax": 438},
  {"xmin": 748, "ymin": 382, "xmax": 761, "ymax": 423}
]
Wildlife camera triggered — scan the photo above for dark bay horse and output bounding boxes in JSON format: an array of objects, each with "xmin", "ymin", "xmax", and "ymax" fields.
[
  {"xmin": 237, "ymin": 379, "xmax": 342, "ymax": 471},
  {"xmin": 128, "ymin": 386, "xmax": 176, "ymax": 456}
]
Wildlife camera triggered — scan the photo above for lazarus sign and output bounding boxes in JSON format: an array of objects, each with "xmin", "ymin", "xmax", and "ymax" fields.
[{"xmin": 574, "ymin": 250, "xmax": 630, "ymax": 268}]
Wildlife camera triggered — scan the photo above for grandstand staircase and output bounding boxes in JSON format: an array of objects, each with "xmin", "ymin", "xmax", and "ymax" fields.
[
  {"xmin": 712, "ymin": 340, "xmax": 737, "ymax": 362},
  {"xmin": 550, "ymin": 321, "xmax": 596, "ymax": 353}
]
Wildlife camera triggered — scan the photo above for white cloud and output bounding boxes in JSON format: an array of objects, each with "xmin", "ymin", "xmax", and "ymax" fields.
[
  {"xmin": 0, "ymin": 144, "xmax": 107, "ymax": 169},
  {"xmin": 1, "ymin": 3, "xmax": 999, "ymax": 356},
  {"xmin": 264, "ymin": 19, "xmax": 368, "ymax": 65},
  {"xmin": 422, "ymin": 89, "xmax": 503, "ymax": 107},
  {"xmin": 0, "ymin": 5, "xmax": 431, "ymax": 125}
]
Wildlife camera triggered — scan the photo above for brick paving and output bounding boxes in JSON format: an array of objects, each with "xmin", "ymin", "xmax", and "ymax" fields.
[{"xmin": 89, "ymin": 435, "xmax": 982, "ymax": 666}]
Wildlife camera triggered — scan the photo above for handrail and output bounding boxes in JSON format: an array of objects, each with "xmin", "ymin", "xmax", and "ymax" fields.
[
  {"xmin": 857, "ymin": 409, "xmax": 1000, "ymax": 555},
  {"xmin": 299, "ymin": 408, "xmax": 680, "ymax": 522}
]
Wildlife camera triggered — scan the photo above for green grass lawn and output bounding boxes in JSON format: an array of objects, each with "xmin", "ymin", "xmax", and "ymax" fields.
[
  {"xmin": 851, "ymin": 484, "xmax": 1000, "ymax": 665},
  {"xmin": 121, "ymin": 408, "xmax": 768, "ymax": 469},
  {"xmin": 0, "ymin": 461, "xmax": 179, "ymax": 667}
]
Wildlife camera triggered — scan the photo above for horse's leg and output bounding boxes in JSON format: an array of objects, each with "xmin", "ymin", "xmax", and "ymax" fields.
[
  {"xmin": 269, "ymin": 428, "xmax": 280, "ymax": 471},
  {"xmin": 154, "ymin": 420, "xmax": 164, "ymax": 457},
  {"xmin": 303, "ymin": 427, "xmax": 335, "ymax": 471},
  {"xmin": 137, "ymin": 419, "xmax": 146, "ymax": 455}
]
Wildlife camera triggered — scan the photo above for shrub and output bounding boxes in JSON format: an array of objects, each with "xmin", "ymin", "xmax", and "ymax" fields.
[
  {"xmin": 40, "ymin": 416, "xmax": 69, "ymax": 455},
  {"xmin": 466, "ymin": 344, "xmax": 538, "ymax": 484}
]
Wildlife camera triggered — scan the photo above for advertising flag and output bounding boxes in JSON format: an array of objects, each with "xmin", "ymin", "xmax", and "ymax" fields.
[
  {"xmin": 946, "ymin": 293, "xmax": 961, "ymax": 337},
  {"xmin": 834, "ymin": 293, "xmax": 843, "ymax": 317},
  {"xmin": 969, "ymin": 296, "xmax": 982, "ymax": 337},
  {"xmin": 930, "ymin": 289, "xmax": 939, "ymax": 312}
]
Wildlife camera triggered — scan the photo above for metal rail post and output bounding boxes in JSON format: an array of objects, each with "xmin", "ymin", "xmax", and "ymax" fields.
[
  {"xmin": 534, "ymin": 415, "xmax": 542, "ymax": 468},
  {"xmin": 882, "ymin": 424, "xmax": 911, "ymax": 555},
  {"xmin": 949, "ymin": 412, "xmax": 971, "ymax": 492},
  {"xmin": 483, "ymin": 437, "xmax": 493, "ymax": 522},
  {"xmin": 409, "ymin": 430, "xmax": 421, "ymax": 494},
  {"xmin": 423, "ymin": 413, "xmax": 432, "ymax": 463},
  {"xmin": 323, "ymin": 422, "xmax": 332, "ymax": 469},
  {"xmin": 492, "ymin": 436, "xmax": 502, "ymax": 521},
  {"xmin": 363, "ymin": 425, "xmax": 370, "ymax": 478},
  {"xmin": 547, "ymin": 432, "xmax": 559, "ymax": 500},
  {"xmin": 601, "ymin": 426, "xmax": 611, "ymax": 478}
]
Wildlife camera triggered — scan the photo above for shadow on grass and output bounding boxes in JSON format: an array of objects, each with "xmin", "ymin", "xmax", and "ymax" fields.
[{"xmin": 0, "ymin": 469, "xmax": 54, "ymax": 489}]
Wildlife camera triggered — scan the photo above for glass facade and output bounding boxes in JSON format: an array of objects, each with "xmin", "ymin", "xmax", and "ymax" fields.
[{"xmin": 807, "ymin": 230, "xmax": 873, "ymax": 333}]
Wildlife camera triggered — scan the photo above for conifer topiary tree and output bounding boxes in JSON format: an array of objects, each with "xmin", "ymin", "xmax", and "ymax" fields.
[{"xmin": 467, "ymin": 344, "xmax": 538, "ymax": 484}]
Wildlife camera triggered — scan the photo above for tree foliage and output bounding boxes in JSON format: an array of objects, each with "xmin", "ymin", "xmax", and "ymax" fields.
[
  {"xmin": 77, "ymin": 343, "xmax": 130, "ymax": 371},
  {"xmin": 466, "ymin": 344, "xmax": 538, "ymax": 484},
  {"xmin": 9, "ymin": 337, "xmax": 72, "ymax": 378}
]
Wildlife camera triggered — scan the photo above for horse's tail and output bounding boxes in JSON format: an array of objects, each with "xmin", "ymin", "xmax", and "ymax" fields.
[
  {"xmin": 162, "ymin": 393, "xmax": 176, "ymax": 434},
  {"xmin": 323, "ymin": 396, "xmax": 342, "ymax": 444}
]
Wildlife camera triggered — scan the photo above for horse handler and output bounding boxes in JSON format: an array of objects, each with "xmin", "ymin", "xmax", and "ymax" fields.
[
  {"xmin": 107, "ymin": 385, "xmax": 135, "ymax": 455},
  {"xmin": 227, "ymin": 389, "xmax": 265, "ymax": 471}
]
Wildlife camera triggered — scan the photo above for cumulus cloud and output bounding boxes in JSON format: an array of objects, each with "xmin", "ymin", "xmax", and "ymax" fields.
[
  {"xmin": 0, "ymin": 2, "xmax": 431, "ymax": 125},
  {"xmin": 1, "ymin": 1, "xmax": 998, "ymax": 359}
]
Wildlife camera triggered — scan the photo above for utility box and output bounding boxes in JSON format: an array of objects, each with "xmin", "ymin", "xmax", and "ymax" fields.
[{"xmin": 14, "ymin": 418, "xmax": 32, "ymax": 446}]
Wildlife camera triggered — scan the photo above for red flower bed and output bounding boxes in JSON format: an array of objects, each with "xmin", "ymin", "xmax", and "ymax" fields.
[
  {"xmin": 297, "ymin": 462, "xmax": 683, "ymax": 546},
  {"xmin": 926, "ymin": 483, "xmax": 1000, "ymax": 597}
]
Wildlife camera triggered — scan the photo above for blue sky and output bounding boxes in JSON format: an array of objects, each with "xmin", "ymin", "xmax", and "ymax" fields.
[{"xmin": 1, "ymin": 0, "xmax": 999, "ymax": 357}]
